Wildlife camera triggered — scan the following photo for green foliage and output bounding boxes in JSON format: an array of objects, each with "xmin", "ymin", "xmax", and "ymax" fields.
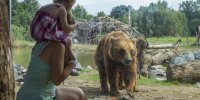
[
  {"xmin": 11, "ymin": 25, "xmax": 26, "ymax": 40},
  {"xmin": 110, "ymin": 5, "xmax": 131, "ymax": 18},
  {"xmin": 12, "ymin": 0, "xmax": 40, "ymax": 42},
  {"xmin": 110, "ymin": 5, "xmax": 132, "ymax": 24},
  {"xmin": 72, "ymin": 4, "xmax": 94, "ymax": 21},
  {"xmin": 180, "ymin": 0, "xmax": 200, "ymax": 35},
  {"xmin": 12, "ymin": 0, "xmax": 200, "ymax": 42},
  {"xmin": 132, "ymin": 1, "xmax": 189, "ymax": 37},
  {"xmin": 96, "ymin": 11, "xmax": 106, "ymax": 17}
]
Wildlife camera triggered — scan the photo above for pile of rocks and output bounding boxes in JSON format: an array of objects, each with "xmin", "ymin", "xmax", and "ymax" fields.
[{"xmin": 13, "ymin": 63, "xmax": 26, "ymax": 85}]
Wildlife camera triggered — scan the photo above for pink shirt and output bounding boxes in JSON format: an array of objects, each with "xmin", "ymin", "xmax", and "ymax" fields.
[{"xmin": 30, "ymin": 5, "xmax": 70, "ymax": 45}]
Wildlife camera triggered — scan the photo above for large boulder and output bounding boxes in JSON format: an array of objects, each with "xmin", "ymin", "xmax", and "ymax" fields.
[{"xmin": 167, "ymin": 60, "xmax": 200, "ymax": 83}]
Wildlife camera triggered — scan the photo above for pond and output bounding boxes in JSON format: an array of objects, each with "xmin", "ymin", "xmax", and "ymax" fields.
[{"xmin": 13, "ymin": 47, "xmax": 96, "ymax": 68}]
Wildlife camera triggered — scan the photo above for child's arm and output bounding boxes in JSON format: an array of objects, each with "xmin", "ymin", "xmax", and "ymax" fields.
[
  {"xmin": 67, "ymin": 12, "xmax": 75, "ymax": 25},
  {"xmin": 58, "ymin": 6, "xmax": 75, "ymax": 35}
]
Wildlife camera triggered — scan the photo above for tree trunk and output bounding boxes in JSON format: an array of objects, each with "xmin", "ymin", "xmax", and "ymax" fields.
[
  {"xmin": 0, "ymin": 0, "xmax": 15, "ymax": 100},
  {"xmin": 197, "ymin": 26, "xmax": 200, "ymax": 46}
]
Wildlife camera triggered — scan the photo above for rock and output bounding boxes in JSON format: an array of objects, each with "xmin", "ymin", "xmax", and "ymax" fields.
[
  {"xmin": 149, "ymin": 65, "xmax": 164, "ymax": 70},
  {"xmin": 13, "ymin": 63, "xmax": 26, "ymax": 81},
  {"xmin": 155, "ymin": 77, "xmax": 167, "ymax": 81},
  {"xmin": 170, "ymin": 56, "xmax": 188, "ymax": 67},
  {"xmin": 148, "ymin": 65, "xmax": 166, "ymax": 79},
  {"xmin": 16, "ymin": 76, "xmax": 24, "ymax": 82},
  {"xmin": 13, "ymin": 66, "xmax": 19, "ymax": 81},
  {"xmin": 194, "ymin": 50, "xmax": 200, "ymax": 59},
  {"xmin": 148, "ymin": 69, "xmax": 166, "ymax": 77},
  {"xmin": 180, "ymin": 52, "xmax": 195, "ymax": 62},
  {"xmin": 70, "ymin": 61, "xmax": 82, "ymax": 76},
  {"xmin": 170, "ymin": 52, "xmax": 195, "ymax": 67},
  {"xmin": 74, "ymin": 61, "xmax": 82, "ymax": 71},
  {"xmin": 195, "ymin": 82, "xmax": 200, "ymax": 88},
  {"xmin": 167, "ymin": 60, "xmax": 200, "ymax": 83},
  {"xmin": 86, "ymin": 65, "xmax": 93, "ymax": 71},
  {"xmin": 70, "ymin": 69, "xmax": 80, "ymax": 76}
]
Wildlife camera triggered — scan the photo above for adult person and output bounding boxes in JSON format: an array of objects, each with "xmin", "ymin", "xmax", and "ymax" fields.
[{"xmin": 16, "ymin": 0, "xmax": 84, "ymax": 100}]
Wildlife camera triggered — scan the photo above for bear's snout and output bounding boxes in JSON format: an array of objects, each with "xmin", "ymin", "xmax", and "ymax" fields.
[{"xmin": 125, "ymin": 59, "xmax": 132, "ymax": 65}]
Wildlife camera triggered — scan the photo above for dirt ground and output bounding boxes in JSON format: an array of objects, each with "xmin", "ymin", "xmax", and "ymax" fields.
[{"xmin": 61, "ymin": 70, "xmax": 200, "ymax": 100}]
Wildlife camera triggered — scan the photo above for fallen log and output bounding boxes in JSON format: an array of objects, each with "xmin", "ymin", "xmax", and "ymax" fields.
[
  {"xmin": 147, "ymin": 39, "xmax": 181, "ymax": 49},
  {"xmin": 137, "ymin": 39, "xmax": 181, "ymax": 77},
  {"xmin": 167, "ymin": 60, "xmax": 200, "ymax": 83}
]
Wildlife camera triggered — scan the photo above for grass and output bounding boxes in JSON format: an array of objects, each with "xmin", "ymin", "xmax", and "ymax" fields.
[
  {"xmin": 72, "ymin": 44, "xmax": 97, "ymax": 52},
  {"xmin": 13, "ymin": 36, "xmax": 199, "ymax": 51},
  {"xmin": 12, "ymin": 39, "xmax": 35, "ymax": 48},
  {"xmin": 147, "ymin": 36, "xmax": 199, "ymax": 50},
  {"xmin": 79, "ymin": 70, "xmax": 190, "ymax": 86},
  {"xmin": 137, "ymin": 77, "xmax": 181, "ymax": 86},
  {"xmin": 147, "ymin": 36, "xmax": 196, "ymax": 45}
]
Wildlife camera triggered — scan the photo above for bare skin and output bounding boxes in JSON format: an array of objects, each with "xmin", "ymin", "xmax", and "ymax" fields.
[
  {"xmin": 35, "ymin": 0, "xmax": 84, "ymax": 99},
  {"xmin": 39, "ymin": 41, "xmax": 84, "ymax": 100},
  {"xmin": 38, "ymin": 2, "xmax": 76, "ymax": 60},
  {"xmin": 38, "ymin": 3, "xmax": 75, "ymax": 34}
]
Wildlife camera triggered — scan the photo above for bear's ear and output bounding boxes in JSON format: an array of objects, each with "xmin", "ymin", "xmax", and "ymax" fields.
[
  {"xmin": 131, "ymin": 38, "xmax": 137, "ymax": 44},
  {"xmin": 110, "ymin": 36, "xmax": 119, "ymax": 45}
]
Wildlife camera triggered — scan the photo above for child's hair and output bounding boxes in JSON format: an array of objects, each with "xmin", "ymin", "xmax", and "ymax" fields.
[{"xmin": 53, "ymin": 0, "xmax": 76, "ymax": 3}]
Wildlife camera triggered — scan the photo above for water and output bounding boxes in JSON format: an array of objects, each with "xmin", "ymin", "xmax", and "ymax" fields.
[{"xmin": 13, "ymin": 47, "xmax": 96, "ymax": 68}]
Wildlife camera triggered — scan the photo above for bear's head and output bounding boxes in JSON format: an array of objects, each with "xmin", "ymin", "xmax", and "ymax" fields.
[{"xmin": 108, "ymin": 36, "xmax": 137, "ymax": 66}]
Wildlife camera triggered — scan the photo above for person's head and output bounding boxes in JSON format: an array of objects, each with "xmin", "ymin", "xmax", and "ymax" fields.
[{"xmin": 53, "ymin": 0, "xmax": 76, "ymax": 10}]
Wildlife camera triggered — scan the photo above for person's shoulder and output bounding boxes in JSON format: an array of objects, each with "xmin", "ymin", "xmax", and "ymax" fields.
[
  {"xmin": 49, "ymin": 41, "xmax": 65, "ymax": 52},
  {"xmin": 56, "ymin": 4, "xmax": 67, "ymax": 14}
]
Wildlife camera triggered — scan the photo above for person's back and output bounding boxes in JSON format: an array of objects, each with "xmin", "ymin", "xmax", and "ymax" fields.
[{"xmin": 17, "ymin": 42, "xmax": 56, "ymax": 100}]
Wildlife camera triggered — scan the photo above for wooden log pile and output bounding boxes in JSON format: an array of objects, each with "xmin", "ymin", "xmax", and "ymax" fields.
[
  {"xmin": 136, "ymin": 37, "xmax": 181, "ymax": 78},
  {"xmin": 73, "ymin": 16, "xmax": 139, "ymax": 44},
  {"xmin": 138, "ymin": 36, "xmax": 200, "ymax": 83}
]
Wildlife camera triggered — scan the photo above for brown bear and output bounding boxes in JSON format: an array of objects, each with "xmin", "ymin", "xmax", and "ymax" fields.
[{"xmin": 94, "ymin": 31, "xmax": 137, "ymax": 97}]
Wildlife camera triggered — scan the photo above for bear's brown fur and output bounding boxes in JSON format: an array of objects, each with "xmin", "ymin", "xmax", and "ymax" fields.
[{"xmin": 94, "ymin": 31, "xmax": 137, "ymax": 97}]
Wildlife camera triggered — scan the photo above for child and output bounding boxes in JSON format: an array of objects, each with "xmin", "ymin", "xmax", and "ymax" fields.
[{"xmin": 30, "ymin": 0, "xmax": 77, "ymax": 71}]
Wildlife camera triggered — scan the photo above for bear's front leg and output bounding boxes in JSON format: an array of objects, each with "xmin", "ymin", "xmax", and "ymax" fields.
[
  {"xmin": 123, "ymin": 63, "xmax": 137, "ymax": 98},
  {"xmin": 118, "ymin": 71, "xmax": 125, "ymax": 90},
  {"xmin": 98, "ymin": 67, "xmax": 109, "ymax": 95},
  {"xmin": 107, "ymin": 66, "xmax": 120, "ymax": 96}
]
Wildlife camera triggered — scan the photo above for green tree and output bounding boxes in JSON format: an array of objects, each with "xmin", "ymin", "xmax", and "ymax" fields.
[
  {"xmin": 179, "ymin": 0, "xmax": 200, "ymax": 35},
  {"xmin": 110, "ymin": 5, "xmax": 130, "ymax": 18},
  {"xmin": 12, "ymin": 0, "xmax": 40, "ymax": 41},
  {"xmin": 96, "ymin": 11, "xmax": 106, "ymax": 17},
  {"xmin": 134, "ymin": 0, "xmax": 188, "ymax": 37},
  {"xmin": 72, "ymin": 4, "xmax": 94, "ymax": 21},
  {"xmin": 110, "ymin": 5, "xmax": 132, "ymax": 24}
]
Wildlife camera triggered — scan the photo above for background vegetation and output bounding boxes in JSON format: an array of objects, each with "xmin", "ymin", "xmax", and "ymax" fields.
[{"xmin": 12, "ymin": 0, "xmax": 200, "ymax": 43}]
